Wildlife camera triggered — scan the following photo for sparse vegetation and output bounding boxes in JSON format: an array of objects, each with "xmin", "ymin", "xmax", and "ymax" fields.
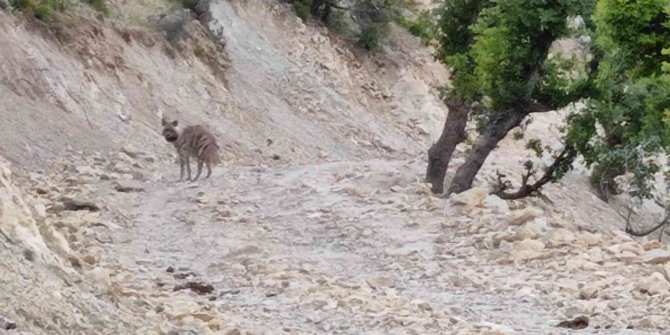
[
  {"xmin": 283, "ymin": 0, "xmax": 428, "ymax": 51},
  {"xmin": 358, "ymin": 24, "xmax": 380, "ymax": 50},
  {"xmin": 396, "ymin": 9, "xmax": 434, "ymax": 45},
  {"xmin": 83, "ymin": 0, "xmax": 108, "ymax": 14},
  {"xmin": 10, "ymin": 0, "xmax": 67, "ymax": 21},
  {"xmin": 325, "ymin": 8, "xmax": 350, "ymax": 34},
  {"xmin": 293, "ymin": 0, "xmax": 311, "ymax": 21},
  {"xmin": 9, "ymin": 0, "xmax": 109, "ymax": 20}
]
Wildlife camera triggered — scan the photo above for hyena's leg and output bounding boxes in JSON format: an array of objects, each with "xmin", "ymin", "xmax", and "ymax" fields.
[
  {"xmin": 185, "ymin": 156, "xmax": 192, "ymax": 181},
  {"xmin": 205, "ymin": 160, "xmax": 212, "ymax": 179},
  {"xmin": 193, "ymin": 159, "xmax": 203, "ymax": 181},
  {"xmin": 179, "ymin": 154, "xmax": 185, "ymax": 181}
]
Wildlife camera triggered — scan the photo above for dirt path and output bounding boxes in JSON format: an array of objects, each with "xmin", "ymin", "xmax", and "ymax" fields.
[
  {"xmin": 90, "ymin": 158, "xmax": 658, "ymax": 334},
  {"xmin": 2, "ymin": 0, "xmax": 668, "ymax": 333}
]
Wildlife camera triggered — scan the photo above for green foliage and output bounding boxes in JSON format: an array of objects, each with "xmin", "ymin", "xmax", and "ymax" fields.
[
  {"xmin": 435, "ymin": 0, "xmax": 491, "ymax": 59},
  {"xmin": 293, "ymin": 0, "xmax": 311, "ymax": 21},
  {"xmin": 283, "ymin": 0, "xmax": 421, "ymax": 50},
  {"xmin": 437, "ymin": 0, "xmax": 586, "ymax": 112},
  {"xmin": 471, "ymin": 0, "xmax": 579, "ymax": 110},
  {"xmin": 566, "ymin": 0, "xmax": 670, "ymax": 200},
  {"xmin": 397, "ymin": 9, "xmax": 434, "ymax": 45},
  {"xmin": 10, "ymin": 0, "xmax": 32, "ymax": 11},
  {"xmin": 430, "ymin": 0, "xmax": 667, "ymax": 201},
  {"xmin": 10, "ymin": 0, "xmax": 67, "ymax": 21},
  {"xmin": 593, "ymin": 0, "xmax": 670, "ymax": 78},
  {"xmin": 325, "ymin": 8, "xmax": 350, "ymax": 34},
  {"xmin": 358, "ymin": 24, "xmax": 381, "ymax": 50},
  {"xmin": 353, "ymin": 0, "xmax": 395, "ymax": 50},
  {"xmin": 83, "ymin": 0, "xmax": 107, "ymax": 14}
]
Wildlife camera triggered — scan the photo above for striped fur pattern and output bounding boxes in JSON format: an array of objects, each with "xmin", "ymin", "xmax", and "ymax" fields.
[{"xmin": 161, "ymin": 118, "xmax": 220, "ymax": 181}]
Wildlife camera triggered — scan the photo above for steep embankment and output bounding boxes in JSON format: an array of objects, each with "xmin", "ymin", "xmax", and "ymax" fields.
[
  {"xmin": 1, "ymin": 1, "xmax": 669, "ymax": 335},
  {"xmin": 0, "ymin": 0, "xmax": 446, "ymax": 169}
]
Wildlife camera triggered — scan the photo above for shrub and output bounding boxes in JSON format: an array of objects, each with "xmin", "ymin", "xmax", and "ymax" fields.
[
  {"xmin": 10, "ymin": 0, "xmax": 67, "ymax": 21},
  {"xmin": 293, "ymin": 1, "xmax": 310, "ymax": 21},
  {"xmin": 358, "ymin": 24, "xmax": 380, "ymax": 50},
  {"xmin": 10, "ymin": 0, "xmax": 32, "ymax": 11},
  {"xmin": 325, "ymin": 8, "xmax": 349, "ymax": 34},
  {"xmin": 404, "ymin": 10, "xmax": 434, "ymax": 45}
]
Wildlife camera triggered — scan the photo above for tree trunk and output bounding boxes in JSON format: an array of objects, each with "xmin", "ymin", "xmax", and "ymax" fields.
[
  {"xmin": 321, "ymin": 1, "xmax": 332, "ymax": 22},
  {"xmin": 311, "ymin": 0, "xmax": 324, "ymax": 16},
  {"xmin": 448, "ymin": 112, "xmax": 527, "ymax": 195},
  {"xmin": 425, "ymin": 102, "xmax": 469, "ymax": 194}
]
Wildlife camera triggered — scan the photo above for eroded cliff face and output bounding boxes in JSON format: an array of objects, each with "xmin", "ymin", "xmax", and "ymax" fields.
[
  {"xmin": 0, "ymin": 0, "xmax": 447, "ymax": 171},
  {"xmin": 1, "ymin": 1, "xmax": 669, "ymax": 334}
]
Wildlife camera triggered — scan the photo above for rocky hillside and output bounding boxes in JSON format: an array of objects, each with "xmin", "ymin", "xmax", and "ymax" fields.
[{"xmin": 1, "ymin": 0, "xmax": 669, "ymax": 334}]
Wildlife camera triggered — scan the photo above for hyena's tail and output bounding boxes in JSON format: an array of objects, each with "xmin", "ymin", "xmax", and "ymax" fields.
[{"xmin": 202, "ymin": 142, "xmax": 221, "ymax": 166}]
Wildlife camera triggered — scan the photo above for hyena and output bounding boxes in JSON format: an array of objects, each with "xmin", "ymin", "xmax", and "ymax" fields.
[{"xmin": 161, "ymin": 118, "xmax": 220, "ymax": 181}]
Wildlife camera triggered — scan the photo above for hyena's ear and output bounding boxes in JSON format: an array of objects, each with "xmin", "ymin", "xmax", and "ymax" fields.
[
  {"xmin": 172, "ymin": 120, "xmax": 178, "ymax": 127},
  {"xmin": 161, "ymin": 118, "xmax": 168, "ymax": 126}
]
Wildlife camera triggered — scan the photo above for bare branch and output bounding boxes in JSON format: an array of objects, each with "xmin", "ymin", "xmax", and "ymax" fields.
[
  {"xmin": 491, "ymin": 146, "xmax": 574, "ymax": 200},
  {"xmin": 624, "ymin": 208, "xmax": 670, "ymax": 238}
]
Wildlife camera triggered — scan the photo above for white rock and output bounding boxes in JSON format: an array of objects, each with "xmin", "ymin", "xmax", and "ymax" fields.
[
  {"xmin": 579, "ymin": 282, "xmax": 600, "ymax": 300},
  {"xmin": 473, "ymin": 321, "xmax": 518, "ymax": 334},
  {"xmin": 586, "ymin": 247, "xmax": 604, "ymax": 263},
  {"xmin": 76, "ymin": 165, "xmax": 97, "ymax": 176},
  {"xmin": 607, "ymin": 300, "xmax": 620, "ymax": 310},
  {"xmin": 121, "ymin": 145, "xmax": 141, "ymax": 159},
  {"xmin": 87, "ymin": 267, "xmax": 112, "ymax": 291},
  {"xmin": 634, "ymin": 272, "xmax": 670, "ymax": 295},
  {"xmin": 367, "ymin": 276, "xmax": 396, "ymax": 289},
  {"xmin": 565, "ymin": 259, "xmax": 600, "ymax": 271},
  {"xmin": 577, "ymin": 232, "xmax": 604, "ymax": 246},
  {"xmin": 514, "ymin": 239, "xmax": 545, "ymax": 252},
  {"xmin": 620, "ymin": 242, "xmax": 644, "ymax": 255},
  {"xmin": 640, "ymin": 249, "xmax": 670, "ymax": 264},
  {"xmin": 547, "ymin": 229, "xmax": 577, "ymax": 247},
  {"xmin": 661, "ymin": 264, "xmax": 670, "ymax": 282},
  {"xmin": 514, "ymin": 219, "xmax": 547, "ymax": 240},
  {"xmin": 509, "ymin": 207, "xmax": 544, "ymax": 226},
  {"xmin": 449, "ymin": 187, "xmax": 488, "ymax": 208},
  {"xmin": 482, "ymin": 195, "xmax": 509, "ymax": 214}
]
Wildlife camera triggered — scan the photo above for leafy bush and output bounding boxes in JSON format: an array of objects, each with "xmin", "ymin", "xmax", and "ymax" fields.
[
  {"xmin": 9, "ymin": 0, "xmax": 31, "ymax": 11},
  {"xmin": 293, "ymin": 0, "xmax": 311, "ymax": 21},
  {"xmin": 325, "ymin": 7, "xmax": 349, "ymax": 34},
  {"xmin": 397, "ymin": 9, "xmax": 434, "ymax": 45},
  {"xmin": 353, "ymin": 0, "xmax": 395, "ymax": 51},
  {"xmin": 358, "ymin": 24, "xmax": 381, "ymax": 50}
]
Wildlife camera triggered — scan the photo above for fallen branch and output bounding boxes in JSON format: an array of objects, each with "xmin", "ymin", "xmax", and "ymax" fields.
[
  {"xmin": 621, "ymin": 206, "xmax": 670, "ymax": 240},
  {"xmin": 492, "ymin": 146, "xmax": 575, "ymax": 200}
]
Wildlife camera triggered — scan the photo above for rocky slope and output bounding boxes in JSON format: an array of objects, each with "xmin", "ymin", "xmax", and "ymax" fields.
[{"xmin": 1, "ymin": 0, "xmax": 669, "ymax": 334}]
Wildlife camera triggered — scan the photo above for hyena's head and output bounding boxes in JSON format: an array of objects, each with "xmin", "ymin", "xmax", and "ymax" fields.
[{"xmin": 161, "ymin": 118, "xmax": 180, "ymax": 143}]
